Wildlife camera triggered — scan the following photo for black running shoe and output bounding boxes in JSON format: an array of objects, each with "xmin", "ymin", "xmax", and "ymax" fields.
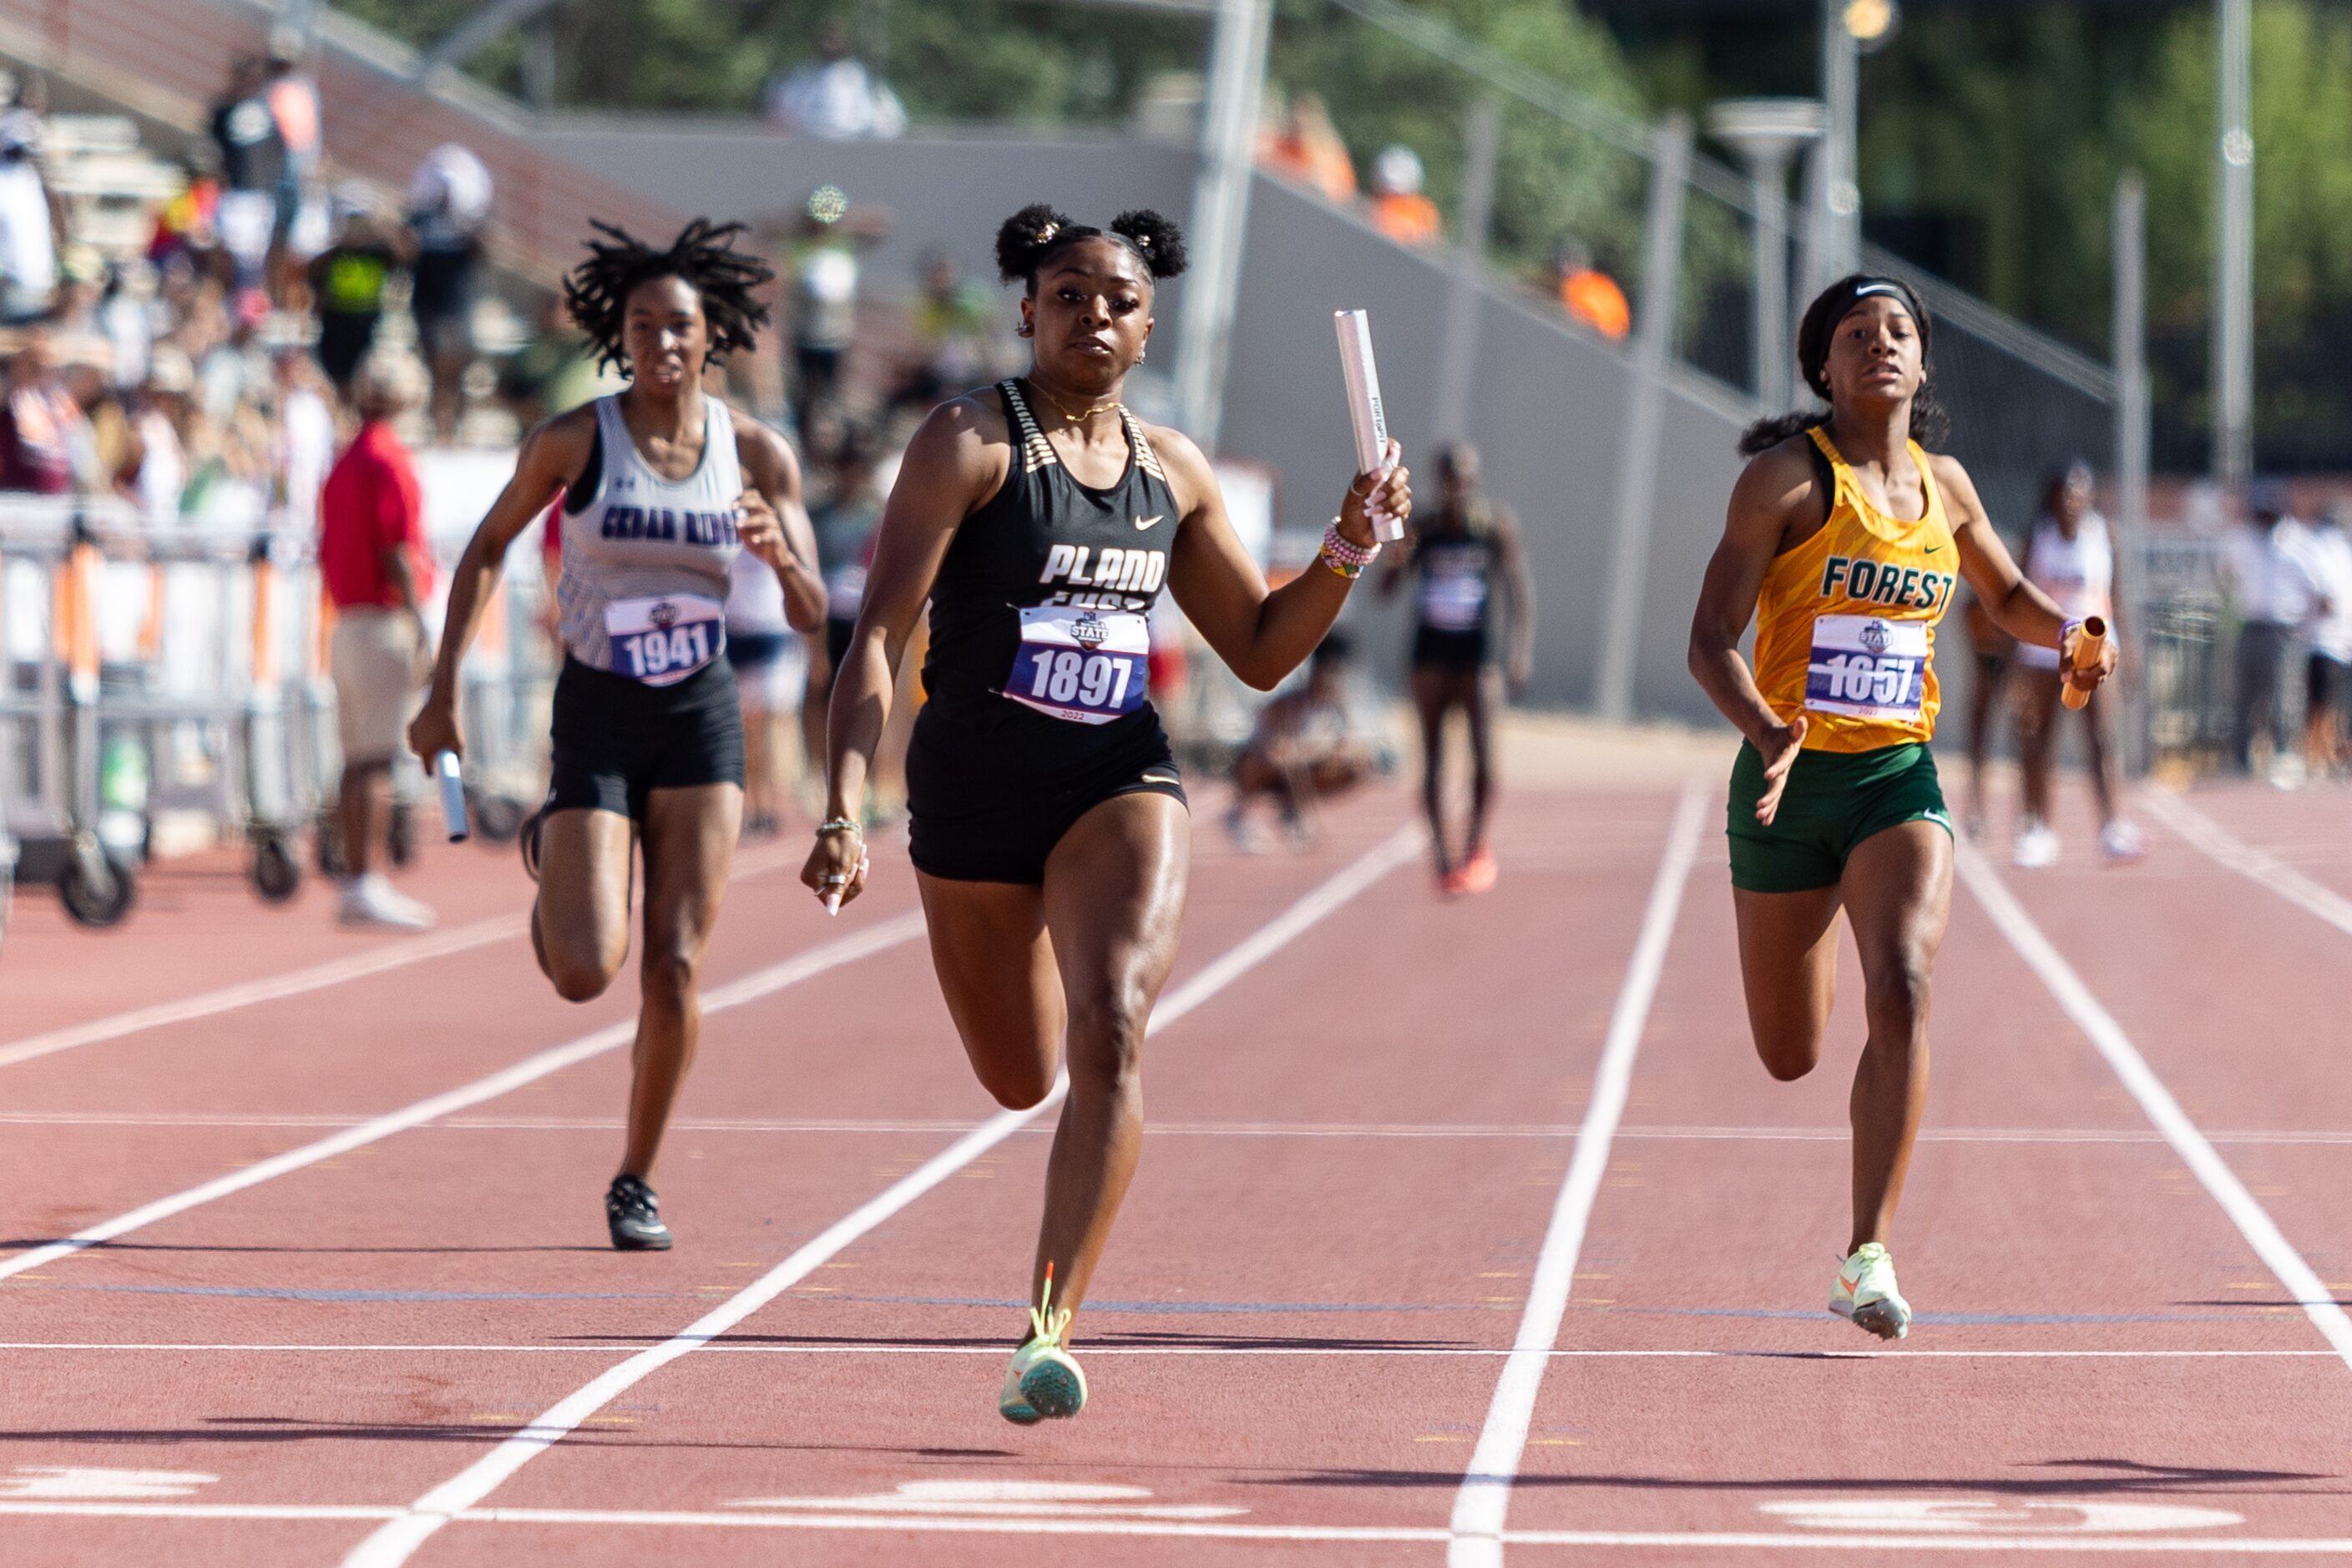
[
  {"xmin": 604, "ymin": 1174, "xmax": 672, "ymax": 1251},
  {"xmin": 520, "ymin": 804, "xmax": 547, "ymax": 884}
]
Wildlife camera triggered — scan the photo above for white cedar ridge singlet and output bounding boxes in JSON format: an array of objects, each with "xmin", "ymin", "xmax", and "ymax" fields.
[{"xmin": 556, "ymin": 392, "xmax": 743, "ymax": 678}]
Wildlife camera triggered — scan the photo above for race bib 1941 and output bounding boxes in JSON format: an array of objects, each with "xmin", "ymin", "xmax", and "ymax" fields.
[
  {"xmin": 1805, "ymin": 614, "xmax": 1928, "ymax": 720},
  {"xmin": 1005, "ymin": 606, "xmax": 1150, "ymax": 725},
  {"xmin": 605, "ymin": 593, "xmax": 724, "ymax": 686}
]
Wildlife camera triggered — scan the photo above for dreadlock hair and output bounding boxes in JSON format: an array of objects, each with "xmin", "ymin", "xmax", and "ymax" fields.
[
  {"xmin": 1737, "ymin": 273, "xmax": 1949, "ymax": 458},
  {"xmin": 994, "ymin": 204, "xmax": 1189, "ymax": 293},
  {"xmin": 564, "ymin": 217, "xmax": 776, "ymax": 374}
]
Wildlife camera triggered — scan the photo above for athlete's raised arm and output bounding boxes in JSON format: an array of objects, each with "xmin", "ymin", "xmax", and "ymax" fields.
[
  {"xmin": 731, "ymin": 412, "xmax": 826, "ymax": 633},
  {"xmin": 408, "ymin": 411, "xmax": 594, "ymax": 763},
  {"xmin": 1690, "ymin": 438, "xmax": 1825, "ymax": 818},
  {"xmin": 1163, "ymin": 432, "xmax": 1411, "ymax": 691},
  {"xmin": 1935, "ymin": 453, "xmax": 2116, "ymax": 699}
]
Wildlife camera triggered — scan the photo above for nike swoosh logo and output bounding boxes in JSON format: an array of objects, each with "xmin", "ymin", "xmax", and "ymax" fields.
[
  {"xmin": 1134, "ymin": 514, "xmax": 1164, "ymax": 531},
  {"xmin": 1924, "ymin": 544, "xmax": 1943, "ymax": 554}
]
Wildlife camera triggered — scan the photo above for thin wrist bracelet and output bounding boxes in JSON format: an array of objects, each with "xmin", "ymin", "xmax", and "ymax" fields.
[{"xmin": 817, "ymin": 817, "xmax": 862, "ymax": 838}]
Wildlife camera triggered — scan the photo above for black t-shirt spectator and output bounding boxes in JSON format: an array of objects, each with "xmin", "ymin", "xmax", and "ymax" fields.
[{"xmin": 210, "ymin": 93, "xmax": 285, "ymax": 192}]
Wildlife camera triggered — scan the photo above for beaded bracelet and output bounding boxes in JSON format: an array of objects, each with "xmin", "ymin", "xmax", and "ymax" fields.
[
  {"xmin": 816, "ymin": 817, "xmax": 862, "ymax": 839},
  {"xmin": 1319, "ymin": 519, "xmax": 1381, "ymax": 580}
]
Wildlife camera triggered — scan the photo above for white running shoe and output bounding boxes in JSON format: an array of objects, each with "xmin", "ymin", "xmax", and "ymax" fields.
[
  {"xmin": 1829, "ymin": 1242, "xmax": 1912, "ymax": 1341},
  {"xmin": 2012, "ymin": 819, "xmax": 2061, "ymax": 870},
  {"xmin": 2098, "ymin": 818, "xmax": 2147, "ymax": 863},
  {"xmin": 338, "ymin": 873, "xmax": 435, "ymax": 930}
]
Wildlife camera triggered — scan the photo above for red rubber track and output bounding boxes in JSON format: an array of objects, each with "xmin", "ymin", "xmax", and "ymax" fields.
[{"xmin": 0, "ymin": 771, "xmax": 2346, "ymax": 1565}]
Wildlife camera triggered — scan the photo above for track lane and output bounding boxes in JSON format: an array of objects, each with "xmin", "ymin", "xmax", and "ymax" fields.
[
  {"xmin": 1496, "ymin": 783, "xmax": 2352, "ymax": 1559},
  {"xmin": 390, "ymin": 789, "xmax": 1690, "ymax": 1565}
]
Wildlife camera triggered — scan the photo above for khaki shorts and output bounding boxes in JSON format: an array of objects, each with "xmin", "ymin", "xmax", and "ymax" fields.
[{"xmin": 331, "ymin": 608, "xmax": 427, "ymax": 764}]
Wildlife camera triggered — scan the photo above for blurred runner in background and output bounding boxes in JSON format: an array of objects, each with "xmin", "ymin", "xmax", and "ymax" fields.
[
  {"xmin": 1379, "ymin": 442, "xmax": 1533, "ymax": 894},
  {"xmin": 2011, "ymin": 460, "xmax": 2141, "ymax": 867},
  {"xmin": 2224, "ymin": 479, "xmax": 2318, "ymax": 780},
  {"xmin": 2288, "ymin": 503, "xmax": 2352, "ymax": 778}
]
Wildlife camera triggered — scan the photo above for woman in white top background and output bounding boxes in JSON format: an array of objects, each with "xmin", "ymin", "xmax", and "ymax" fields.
[{"xmin": 2011, "ymin": 461, "xmax": 2142, "ymax": 867}]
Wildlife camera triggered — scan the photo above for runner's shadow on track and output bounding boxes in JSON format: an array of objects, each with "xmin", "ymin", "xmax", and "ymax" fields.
[{"xmin": 1259, "ymin": 1459, "xmax": 2338, "ymax": 1494}]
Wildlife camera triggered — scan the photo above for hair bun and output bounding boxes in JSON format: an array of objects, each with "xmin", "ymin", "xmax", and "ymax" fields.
[
  {"xmin": 995, "ymin": 203, "xmax": 1077, "ymax": 283},
  {"xmin": 1110, "ymin": 210, "xmax": 1188, "ymax": 280}
]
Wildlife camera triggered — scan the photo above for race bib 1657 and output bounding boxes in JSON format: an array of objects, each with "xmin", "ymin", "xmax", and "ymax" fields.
[{"xmin": 1805, "ymin": 614, "xmax": 1927, "ymax": 720}]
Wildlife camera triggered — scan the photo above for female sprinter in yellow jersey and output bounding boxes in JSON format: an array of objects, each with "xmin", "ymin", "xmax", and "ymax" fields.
[{"xmin": 1687, "ymin": 276, "xmax": 2116, "ymax": 1340}]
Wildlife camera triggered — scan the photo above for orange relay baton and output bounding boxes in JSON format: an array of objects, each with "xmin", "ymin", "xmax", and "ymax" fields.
[{"xmin": 2060, "ymin": 615, "xmax": 2107, "ymax": 711}]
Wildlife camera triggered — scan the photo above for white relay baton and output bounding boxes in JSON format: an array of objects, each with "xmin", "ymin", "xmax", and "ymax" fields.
[
  {"xmin": 1333, "ymin": 308, "xmax": 1404, "ymax": 543},
  {"xmin": 434, "ymin": 750, "xmax": 470, "ymax": 843}
]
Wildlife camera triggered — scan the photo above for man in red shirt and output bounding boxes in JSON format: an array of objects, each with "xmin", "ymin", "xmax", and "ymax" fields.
[{"xmin": 319, "ymin": 349, "xmax": 436, "ymax": 928}]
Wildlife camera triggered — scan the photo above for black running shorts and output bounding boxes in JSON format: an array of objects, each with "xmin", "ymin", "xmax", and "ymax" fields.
[
  {"xmin": 906, "ymin": 705, "xmax": 1187, "ymax": 885},
  {"xmin": 545, "ymin": 655, "xmax": 746, "ymax": 822}
]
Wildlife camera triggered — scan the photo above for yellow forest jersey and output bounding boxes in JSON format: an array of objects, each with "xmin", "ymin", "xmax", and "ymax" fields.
[{"xmin": 1753, "ymin": 427, "xmax": 1960, "ymax": 752}]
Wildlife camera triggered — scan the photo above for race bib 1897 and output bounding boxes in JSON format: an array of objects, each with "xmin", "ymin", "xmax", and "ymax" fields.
[
  {"xmin": 605, "ymin": 593, "xmax": 723, "ymax": 686},
  {"xmin": 1005, "ymin": 606, "xmax": 1149, "ymax": 725},
  {"xmin": 1805, "ymin": 614, "xmax": 1928, "ymax": 720}
]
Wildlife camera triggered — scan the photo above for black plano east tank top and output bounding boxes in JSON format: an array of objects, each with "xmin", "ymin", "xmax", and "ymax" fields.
[{"xmin": 923, "ymin": 378, "xmax": 1181, "ymax": 733}]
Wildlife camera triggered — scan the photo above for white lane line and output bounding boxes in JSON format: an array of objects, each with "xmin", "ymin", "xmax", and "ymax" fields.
[
  {"xmin": 2139, "ymin": 787, "xmax": 2352, "ymax": 938},
  {"xmin": 1448, "ymin": 781, "xmax": 1707, "ymax": 1568},
  {"xmin": 0, "ymin": 916, "xmax": 524, "ymax": 1070},
  {"xmin": 13, "ymin": 1111, "xmax": 2352, "ymax": 1146},
  {"xmin": 0, "ymin": 1341, "xmax": 2332, "ymax": 1360},
  {"xmin": 339, "ymin": 826, "xmax": 1423, "ymax": 1568},
  {"xmin": 12, "ymin": 1500, "xmax": 2352, "ymax": 1551},
  {"xmin": 0, "ymin": 842, "xmax": 806, "ymax": 1073},
  {"xmin": 0, "ymin": 912, "xmax": 928, "ymax": 1286},
  {"xmin": 1957, "ymin": 846, "xmax": 2352, "ymax": 1369}
]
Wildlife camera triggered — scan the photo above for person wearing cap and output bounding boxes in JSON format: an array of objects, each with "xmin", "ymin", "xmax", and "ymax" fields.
[
  {"xmin": 2223, "ymin": 479, "xmax": 2319, "ymax": 777},
  {"xmin": 1368, "ymin": 145, "xmax": 1441, "ymax": 246},
  {"xmin": 320, "ymin": 349, "xmax": 437, "ymax": 929},
  {"xmin": 1689, "ymin": 273, "xmax": 2117, "ymax": 1343}
]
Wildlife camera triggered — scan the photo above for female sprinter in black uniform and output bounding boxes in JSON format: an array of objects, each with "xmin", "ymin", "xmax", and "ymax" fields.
[
  {"xmin": 804, "ymin": 205, "xmax": 1410, "ymax": 1422},
  {"xmin": 1378, "ymin": 442, "xmax": 1533, "ymax": 893},
  {"xmin": 1687, "ymin": 276, "xmax": 2114, "ymax": 1339},
  {"xmin": 411, "ymin": 220, "xmax": 825, "ymax": 1250}
]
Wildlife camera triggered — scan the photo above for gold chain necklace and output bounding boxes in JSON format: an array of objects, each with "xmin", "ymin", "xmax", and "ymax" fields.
[{"xmin": 1032, "ymin": 382, "xmax": 1122, "ymax": 424}]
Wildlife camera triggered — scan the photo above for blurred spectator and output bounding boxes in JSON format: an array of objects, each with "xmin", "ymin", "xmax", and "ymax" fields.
[
  {"xmin": 101, "ymin": 257, "xmax": 159, "ymax": 390},
  {"xmin": 1555, "ymin": 241, "xmax": 1630, "ymax": 341},
  {"xmin": 497, "ymin": 292, "xmax": 602, "ymax": 427},
  {"xmin": 308, "ymin": 192, "xmax": 398, "ymax": 400},
  {"xmin": 272, "ymin": 346, "xmax": 335, "ymax": 531},
  {"xmin": 1368, "ymin": 145, "xmax": 1441, "ymax": 246},
  {"xmin": 261, "ymin": 31, "xmax": 326, "ymax": 301},
  {"xmin": 0, "ymin": 102, "xmax": 58, "ymax": 324},
  {"xmin": 805, "ymin": 431, "xmax": 886, "ymax": 771},
  {"xmin": 149, "ymin": 151, "xmax": 221, "ymax": 276},
  {"xmin": 2224, "ymin": 479, "xmax": 2319, "ymax": 777},
  {"xmin": 893, "ymin": 248, "xmax": 997, "ymax": 415},
  {"xmin": 1258, "ymin": 93, "xmax": 1355, "ymax": 204},
  {"xmin": 319, "ymin": 348, "xmax": 435, "ymax": 930},
  {"xmin": 786, "ymin": 185, "xmax": 880, "ymax": 432},
  {"xmin": 764, "ymin": 22, "xmax": 907, "ymax": 141},
  {"xmin": 0, "ymin": 320, "xmax": 83, "ymax": 493},
  {"xmin": 2287, "ymin": 503, "xmax": 2352, "ymax": 776},
  {"xmin": 210, "ymin": 56, "xmax": 285, "ymax": 298},
  {"xmin": 1224, "ymin": 632, "xmax": 1370, "ymax": 851},
  {"xmin": 407, "ymin": 143, "xmax": 493, "ymax": 441},
  {"xmin": 123, "ymin": 345, "xmax": 190, "ymax": 525}
]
